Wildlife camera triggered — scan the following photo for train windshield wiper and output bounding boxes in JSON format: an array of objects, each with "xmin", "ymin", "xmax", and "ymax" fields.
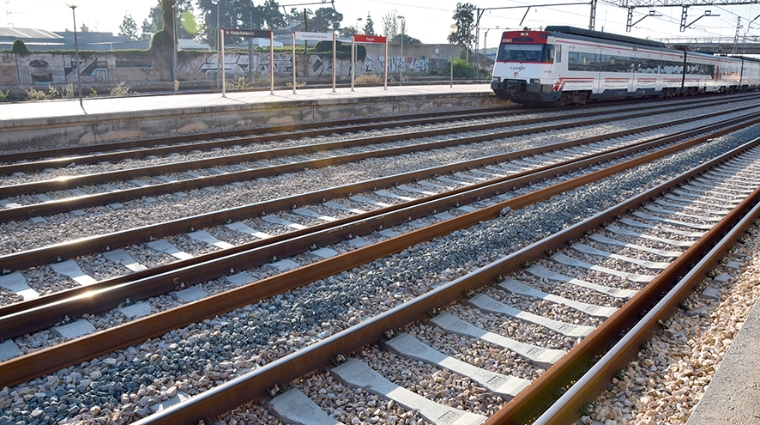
[{"xmin": 517, "ymin": 45, "xmax": 530, "ymax": 63}]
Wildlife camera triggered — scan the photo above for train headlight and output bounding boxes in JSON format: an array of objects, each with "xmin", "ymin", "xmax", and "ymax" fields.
[
  {"xmin": 492, "ymin": 77, "xmax": 501, "ymax": 82},
  {"xmin": 530, "ymin": 79, "xmax": 541, "ymax": 84}
]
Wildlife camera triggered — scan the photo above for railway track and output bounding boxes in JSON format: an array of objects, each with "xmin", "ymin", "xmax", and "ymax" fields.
[
  {"xmin": 135, "ymin": 133, "xmax": 760, "ymax": 425},
  {"xmin": 0, "ymin": 97, "xmax": 759, "ymax": 424},
  {"xmin": 1, "ymin": 100, "xmax": 757, "ymax": 328}
]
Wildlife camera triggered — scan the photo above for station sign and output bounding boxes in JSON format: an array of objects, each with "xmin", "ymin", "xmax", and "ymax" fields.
[
  {"xmin": 223, "ymin": 28, "xmax": 271, "ymax": 38},
  {"xmin": 353, "ymin": 34, "xmax": 386, "ymax": 44},
  {"xmin": 295, "ymin": 32, "xmax": 333, "ymax": 41}
]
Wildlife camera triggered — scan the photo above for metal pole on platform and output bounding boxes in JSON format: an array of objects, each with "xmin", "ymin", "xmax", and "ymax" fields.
[
  {"xmin": 351, "ymin": 37, "xmax": 355, "ymax": 92},
  {"xmin": 221, "ymin": 28, "xmax": 226, "ymax": 97},
  {"xmin": 248, "ymin": 1, "xmax": 254, "ymax": 85},
  {"xmin": 332, "ymin": 32, "xmax": 336, "ymax": 92},
  {"xmin": 449, "ymin": 24, "xmax": 458, "ymax": 89},
  {"xmin": 66, "ymin": 3, "xmax": 83, "ymax": 108},
  {"xmin": 212, "ymin": 0, "xmax": 220, "ymax": 89},
  {"xmin": 398, "ymin": 15, "xmax": 404, "ymax": 85},
  {"xmin": 383, "ymin": 39, "xmax": 388, "ymax": 90},
  {"xmin": 270, "ymin": 31, "xmax": 274, "ymax": 95},
  {"xmin": 172, "ymin": 3, "xmax": 179, "ymax": 83},
  {"xmin": 292, "ymin": 32, "xmax": 297, "ymax": 94}
]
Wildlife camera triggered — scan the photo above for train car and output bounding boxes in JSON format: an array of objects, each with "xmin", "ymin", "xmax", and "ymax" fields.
[
  {"xmin": 490, "ymin": 26, "xmax": 755, "ymax": 105},
  {"xmin": 738, "ymin": 56, "xmax": 760, "ymax": 90}
]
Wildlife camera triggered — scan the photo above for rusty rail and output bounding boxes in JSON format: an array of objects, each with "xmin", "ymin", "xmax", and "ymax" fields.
[
  {"xmin": 494, "ymin": 149, "xmax": 760, "ymax": 425},
  {"xmin": 1, "ymin": 113, "xmax": 757, "ymax": 333},
  {"xmin": 133, "ymin": 133, "xmax": 760, "ymax": 425},
  {"xmin": 0, "ymin": 104, "xmax": 524, "ymax": 164},
  {"xmin": 1, "ymin": 122, "xmax": 757, "ymax": 397},
  {"xmin": 1, "ymin": 98, "xmax": 743, "ymax": 199}
]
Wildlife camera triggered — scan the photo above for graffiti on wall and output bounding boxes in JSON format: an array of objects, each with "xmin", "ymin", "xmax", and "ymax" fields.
[
  {"xmin": 364, "ymin": 54, "xmax": 438, "ymax": 74},
  {"xmin": 199, "ymin": 53, "xmax": 294, "ymax": 77},
  {"xmin": 0, "ymin": 50, "xmax": 449, "ymax": 87},
  {"xmin": 430, "ymin": 58, "xmax": 449, "ymax": 74},
  {"xmin": 307, "ymin": 54, "xmax": 333, "ymax": 76},
  {"xmin": 363, "ymin": 53, "xmax": 383, "ymax": 73}
]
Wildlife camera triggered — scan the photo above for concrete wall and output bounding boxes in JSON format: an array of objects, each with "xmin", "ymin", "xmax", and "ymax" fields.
[
  {"xmin": 0, "ymin": 44, "xmax": 460, "ymax": 91},
  {"xmin": 0, "ymin": 91, "xmax": 500, "ymax": 151}
]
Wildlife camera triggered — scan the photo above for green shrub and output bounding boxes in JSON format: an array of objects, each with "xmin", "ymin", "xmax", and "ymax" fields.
[
  {"xmin": 63, "ymin": 83, "xmax": 75, "ymax": 99},
  {"xmin": 0, "ymin": 90, "xmax": 9, "ymax": 102},
  {"xmin": 452, "ymin": 58, "xmax": 473, "ymax": 78},
  {"xmin": 48, "ymin": 85, "xmax": 60, "ymax": 98},
  {"xmin": 225, "ymin": 76, "xmax": 252, "ymax": 90},
  {"xmin": 11, "ymin": 40, "xmax": 31, "ymax": 56},
  {"xmin": 25, "ymin": 87, "xmax": 47, "ymax": 101},
  {"xmin": 110, "ymin": 81, "xmax": 131, "ymax": 96},
  {"xmin": 313, "ymin": 41, "xmax": 364, "ymax": 60}
]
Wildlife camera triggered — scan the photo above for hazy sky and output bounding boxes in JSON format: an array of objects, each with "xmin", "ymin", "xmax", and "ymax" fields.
[{"xmin": 5, "ymin": 0, "xmax": 760, "ymax": 47}]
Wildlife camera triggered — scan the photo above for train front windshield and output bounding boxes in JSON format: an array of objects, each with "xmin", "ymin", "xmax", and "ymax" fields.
[{"xmin": 497, "ymin": 44, "xmax": 553, "ymax": 63}]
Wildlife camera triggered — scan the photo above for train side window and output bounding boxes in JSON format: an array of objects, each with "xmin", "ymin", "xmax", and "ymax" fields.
[
  {"xmin": 545, "ymin": 46, "xmax": 554, "ymax": 64},
  {"xmin": 569, "ymin": 52, "xmax": 584, "ymax": 71},
  {"xmin": 556, "ymin": 45, "xmax": 562, "ymax": 63}
]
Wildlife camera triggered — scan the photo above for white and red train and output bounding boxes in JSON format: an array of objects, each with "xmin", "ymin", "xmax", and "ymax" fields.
[{"xmin": 490, "ymin": 26, "xmax": 760, "ymax": 105}]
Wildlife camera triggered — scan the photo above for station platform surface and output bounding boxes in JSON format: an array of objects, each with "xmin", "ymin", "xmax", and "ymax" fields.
[
  {"xmin": 686, "ymin": 293, "xmax": 760, "ymax": 425},
  {"xmin": 0, "ymin": 83, "xmax": 493, "ymax": 123},
  {"xmin": 0, "ymin": 83, "xmax": 497, "ymax": 151}
]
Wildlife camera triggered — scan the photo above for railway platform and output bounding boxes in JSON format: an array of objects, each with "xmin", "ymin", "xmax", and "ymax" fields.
[
  {"xmin": 0, "ymin": 83, "xmax": 497, "ymax": 152},
  {"xmin": 685, "ymin": 290, "xmax": 760, "ymax": 425}
]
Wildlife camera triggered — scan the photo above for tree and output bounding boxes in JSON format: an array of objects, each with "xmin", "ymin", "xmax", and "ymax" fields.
[
  {"xmin": 140, "ymin": 3, "xmax": 162, "ymax": 39},
  {"xmin": 391, "ymin": 33, "xmax": 421, "ymax": 45},
  {"xmin": 362, "ymin": 13, "xmax": 375, "ymax": 35},
  {"xmin": 310, "ymin": 7, "xmax": 343, "ymax": 32},
  {"xmin": 11, "ymin": 39, "xmax": 31, "ymax": 56},
  {"xmin": 381, "ymin": 10, "xmax": 399, "ymax": 39},
  {"xmin": 79, "ymin": 23, "xmax": 90, "ymax": 32},
  {"xmin": 196, "ymin": 0, "xmax": 286, "ymax": 48},
  {"xmin": 339, "ymin": 26, "xmax": 357, "ymax": 36},
  {"xmin": 449, "ymin": 2, "xmax": 475, "ymax": 51},
  {"xmin": 260, "ymin": 0, "xmax": 287, "ymax": 30},
  {"xmin": 119, "ymin": 14, "xmax": 139, "ymax": 40}
]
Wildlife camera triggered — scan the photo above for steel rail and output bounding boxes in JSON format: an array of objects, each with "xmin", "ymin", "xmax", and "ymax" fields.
[
  {"xmin": 487, "ymin": 149, "xmax": 760, "ymax": 425},
  {"xmin": 0, "ymin": 104, "xmax": 524, "ymax": 164},
  {"xmin": 0, "ymin": 102, "xmax": 754, "ymax": 221},
  {"xmin": 1, "ymin": 122, "xmax": 756, "ymax": 394},
  {"xmin": 1, "ymin": 111, "xmax": 756, "ymax": 279},
  {"xmin": 132, "ymin": 134, "xmax": 760, "ymax": 425},
  {"xmin": 0, "ymin": 95, "xmax": 739, "ymax": 177},
  {"xmin": 3, "ymin": 115, "xmax": 750, "ymax": 339},
  {"xmin": 528, "ymin": 172, "xmax": 760, "ymax": 425},
  {"xmin": 0, "ymin": 98, "xmax": 736, "ymax": 195},
  {"xmin": 3, "ymin": 93, "xmax": 749, "ymax": 169}
]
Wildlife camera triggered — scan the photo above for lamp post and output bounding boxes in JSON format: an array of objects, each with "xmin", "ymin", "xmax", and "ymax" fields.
[
  {"xmin": 212, "ymin": 0, "xmax": 220, "ymax": 88},
  {"xmin": 172, "ymin": 2, "xmax": 179, "ymax": 83},
  {"xmin": 248, "ymin": 1, "xmax": 254, "ymax": 85},
  {"xmin": 397, "ymin": 15, "xmax": 404, "ymax": 85},
  {"xmin": 483, "ymin": 26, "xmax": 497, "ymax": 77},
  {"xmin": 449, "ymin": 24, "xmax": 457, "ymax": 88},
  {"xmin": 354, "ymin": 17, "xmax": 362, "ymax": 79},
  {"xmin": 66, "ymin": 3, "xmax": 83, "ymax": 107}
]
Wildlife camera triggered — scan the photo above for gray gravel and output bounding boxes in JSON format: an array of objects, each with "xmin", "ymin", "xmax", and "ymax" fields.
[{"xmin": 2, "ymin": 114, "xmax": 760, "ymax": 424}]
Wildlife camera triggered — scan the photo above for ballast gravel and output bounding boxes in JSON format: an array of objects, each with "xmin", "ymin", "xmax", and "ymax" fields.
[{"xmin": 1, "ymin": 121, "xmax": 760, "ymax": 425}]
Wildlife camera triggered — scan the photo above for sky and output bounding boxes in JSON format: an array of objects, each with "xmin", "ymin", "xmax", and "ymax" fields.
[{"xmin": 5, "ymin": 0, "xmax": 760, "ymax": 49}]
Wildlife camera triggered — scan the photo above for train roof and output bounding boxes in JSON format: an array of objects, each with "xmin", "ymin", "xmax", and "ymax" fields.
[{"xmin": 544, "ymin": 26, "xmax": 667, "ymax": 49}]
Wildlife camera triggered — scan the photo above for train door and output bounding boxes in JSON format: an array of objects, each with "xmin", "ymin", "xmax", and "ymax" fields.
[
  {"xmin": 594, "ymin": 46, "xmax": 603, "ymax": 95},
  {"xmin": 628, "ymin": 48, "xmax": 636, "ymax": 93}
]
